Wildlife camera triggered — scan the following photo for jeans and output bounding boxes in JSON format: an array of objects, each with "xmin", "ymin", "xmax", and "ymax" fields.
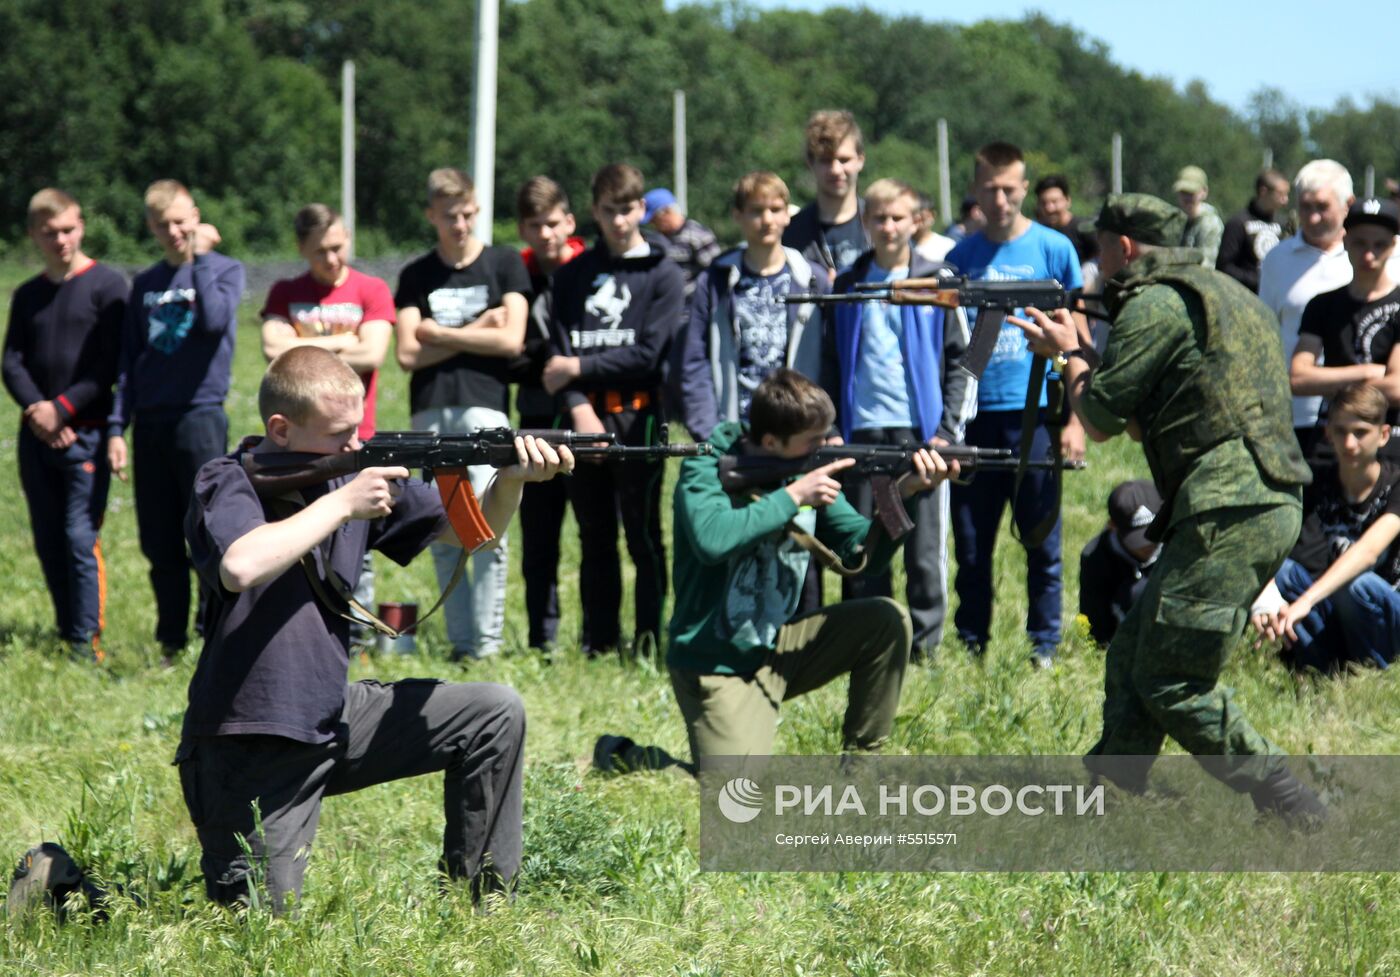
[
  {"xmin": 411, "ymin": 406, "xmax": 510, "ymax": 658},
  {"xmin": 1274, "ymin": 558, "xmax": 1400, "ymax": 670}
]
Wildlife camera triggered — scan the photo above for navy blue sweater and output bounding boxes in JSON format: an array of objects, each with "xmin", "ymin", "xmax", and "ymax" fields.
[{"xmin": 108, "ymin": 251, "xmax": 244, "ymax": 433}]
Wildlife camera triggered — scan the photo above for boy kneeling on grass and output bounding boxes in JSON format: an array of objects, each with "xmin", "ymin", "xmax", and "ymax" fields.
[
  {"xmin": 176, "ymin": 346, "xmax": 572, "ymax": 911},
  {"xmin": 1251, "ymin": 382, "xmax": 1400, "ymax": 672},
  {"xmin": 609, "ymin": 369, "xmax": 953, "ymax": 772}
]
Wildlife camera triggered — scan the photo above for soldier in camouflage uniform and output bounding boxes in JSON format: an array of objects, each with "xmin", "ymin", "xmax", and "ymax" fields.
[{"xmin": 1014, "ymin": 193, "xmax": 1327, "ymax": 820}]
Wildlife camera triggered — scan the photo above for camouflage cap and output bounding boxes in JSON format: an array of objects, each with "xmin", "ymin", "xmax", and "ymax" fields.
[{"xmin": 1095, "ymin": 193, "xmax": 1188, "ymax": 247}]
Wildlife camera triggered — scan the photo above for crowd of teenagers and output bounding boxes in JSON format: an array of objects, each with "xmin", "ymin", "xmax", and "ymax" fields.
[{"xmin": 7, "ymin": 107, "xmax": 1400, "ymax": 909}]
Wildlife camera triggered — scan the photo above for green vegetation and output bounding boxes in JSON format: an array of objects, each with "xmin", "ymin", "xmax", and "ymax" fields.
[
  {"xmin": 1, "ymin": 270, "xmax": 1399, "ymax": 974},
  {"xmin": 3, "ymin": 0, "xmax": 1397, "ymax": 261}
]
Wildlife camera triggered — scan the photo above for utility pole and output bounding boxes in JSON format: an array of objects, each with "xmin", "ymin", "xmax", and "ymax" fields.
[
  {"xmin": 674, "ymin": 90, "xmax": 688, "ymax": 214},
  {"xmin": 937, "ymin": 119, "xmax": 951, "ymax": 227},
  {"xmin": 341, "ymin": 60, "xmax": 355, "ymax": 259},
  {"xmin": 1111, "ymin": 133, "xmax": 1123, "ymax": 195},
  {"xmin": 470, "ymin": 0, "xmax": 499, "ymax": 243}
]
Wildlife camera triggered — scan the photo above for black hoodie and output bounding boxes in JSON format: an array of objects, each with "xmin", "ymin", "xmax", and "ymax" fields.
[{"xmin": 548, "ymin": 233, "xmax": 684, "ymax": 410}]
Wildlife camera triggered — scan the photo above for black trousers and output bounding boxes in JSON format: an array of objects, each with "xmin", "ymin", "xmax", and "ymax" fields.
[
  {"xmin": 132, "ymin": 406, "xmax": 227, "ymax": 648},
  {"xmin": 565, "ymin": 407, "xmax": 666, "ymax": 650},
  {"xmin": 518, "ymin": 413, "xmax": 570, "ymax": 648},
  {"xmin": 177, "ymin": 679, "xmax": 525, "ymax": 911}
]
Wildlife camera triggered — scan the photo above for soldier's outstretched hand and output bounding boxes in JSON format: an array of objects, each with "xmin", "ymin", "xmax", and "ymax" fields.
[{"xmin": 1010, "ymin": 307, "xmax": 1078, "ymax": 358}]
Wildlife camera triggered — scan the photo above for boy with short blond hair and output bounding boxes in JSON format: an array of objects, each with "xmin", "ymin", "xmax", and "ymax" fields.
[
  {"xmin": 395, "ymin": 167, "xmax": 531, "ymax": 660},
  {"xmin": 3, "ymin": 188, "xmax": 126, "ymax": 659},
  {"xmin": 821, "ymin": 177, "xmax": 975, "ymax": 658},
  {"xmin": 542, "ymin": 162, "xmax": 684, "ymax": 655},
  {"xmin": 783, "ymin": 110, "xmax": 869, "ymax": 280},
  {"xmin": 512, "ymin": 175, "xmax": 585, "ymax": 652},
  {"xmin": 676, "ymin": 170, "xmax": 827, "ymax": 441},
  {"xmin": 108, "ymin": 178, "xmax": 244, "ymax": 660},
  {"xmin": 178, "ymin": 345, "xmax": 571, "ymax": 910}
]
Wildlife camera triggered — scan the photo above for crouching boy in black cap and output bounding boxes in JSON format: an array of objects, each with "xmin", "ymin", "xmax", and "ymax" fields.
[
  {"xmin": 176, "ymin": 346, "xmax": 573, "ymax": 911},
  {"xmin": 1078, "ymin": 480, "xmax": 1162, "ymax": 645}
]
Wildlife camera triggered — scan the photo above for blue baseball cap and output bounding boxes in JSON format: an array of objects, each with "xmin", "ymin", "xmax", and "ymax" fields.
[{"xmin": 643, "ymin": 188, "xmax": 678, "ymax": 224}]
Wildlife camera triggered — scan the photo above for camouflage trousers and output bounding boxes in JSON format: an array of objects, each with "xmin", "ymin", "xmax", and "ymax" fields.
[{"xmin": 1085, "ymin": 503, "xmax": 1300, "ymax": 793}]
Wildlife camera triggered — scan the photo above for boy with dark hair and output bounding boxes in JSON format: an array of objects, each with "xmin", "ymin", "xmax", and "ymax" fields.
[
  {"xmin": 912, "ymin": 188, "xmax": 955, "ymax": 263},
  {"xmin": 947, "ymin": 142, "xmax": 1084, "ymax": 667},
  {"xmin": 821, "ymin": 178, "xmax": 975, "ymax": 658},
  {"xmin": 3, "ymin": 189, "xmax": 126, "ymax": 660},
  {"xmin": 395, "ymin": 167, "xmax": 531, "ymax": 661},
  {"xmin": 108, "ymin": 179, "xmax": 245, "ymax": 661},
  {"xmin": 677, "ymin": 171, "xmax": 827, "ymax": 441},
  {"xmin": 177, "ymin": 346, "xmax": 572, "ymax": 910},
  {"xmin": 1078, "ymin": 480, "xmax": 1162, "ymax": 646},
  {"xmin": 783, "ymin": 110, "xmax": 869, "ymax": 281},
  {"xmin": 542, "ymin": 163, "xmax": 685, "ymax": 655},
  {"xmin": 1033, "ymin": 174, "xmax": 1093, "ymax": 264},
  {"xmin": 1217, "ymin": 169, "xmax": 1292, "ymax": 293},
  {"xmin": 1251, "ymin": 382, "xmax": 1400, "ymax": 671},
  {"xmin": 666, "ymin": 369, "xmax": 951, "ymax": 765},
  {"xmin": 513, "ymin": 176, "xmax": 585, "ymax": 652}
]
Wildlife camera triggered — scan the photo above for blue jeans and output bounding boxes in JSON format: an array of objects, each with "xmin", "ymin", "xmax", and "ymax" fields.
[
  {"xmin": 950, "ymin": 409, "xmax": 1063, "ymax": 655},
  {"xmin": 1274, "ymin": 558, "xmax": 1400, "ymax": 670}
]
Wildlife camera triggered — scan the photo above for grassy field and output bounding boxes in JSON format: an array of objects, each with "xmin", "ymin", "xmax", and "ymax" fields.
[{"xmin": 2, "ymin": 258, "xmax": 1399, "ymax": 975}]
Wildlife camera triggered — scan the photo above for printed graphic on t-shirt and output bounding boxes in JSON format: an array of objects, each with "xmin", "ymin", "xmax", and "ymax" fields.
[
  {"xmin": 1355, "ymin": 301, "xmax": 1400, "ymax": 362},
  {"xmin": 427, "ymin": 285, "xmax": 489, "ymax": 328},
  {"xmin": 1246, "ymin": 219, "xmax": 1283, "ymax": 261},
  {"xmin": 822, "ymin": 219, "xmax": 867, "ymax": 274},
  {"xmin": 288, "ymin": 302, "xmax": 364, "ymax": 336},
  {"xmin": 574, "ymin": 274, "xmax": 635, "ymax": 349},
  {"xmin": 718, "ymin": 508, "xmax": 815, "ymax": 648},
  {"xmin": 144, "ymin": 287, "xmax": 197, "ymax": 354},
  {"xmin": 734, "ymin": 269, "xmax": 792, "ymax": 417}
]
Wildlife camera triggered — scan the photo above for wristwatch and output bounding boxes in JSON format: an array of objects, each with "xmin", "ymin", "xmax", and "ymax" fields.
[{"xmin": 1055, "ymin": 348, "xmax": 1100, "ymax": 370}]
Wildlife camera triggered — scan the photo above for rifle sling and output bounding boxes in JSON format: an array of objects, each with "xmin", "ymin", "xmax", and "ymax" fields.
[
  {"xmin": 748, "ymin": 491, "xmax": 868, "ymax": 578},
  {"xmin": 1010, "ymin": 354, "xmax": 1064, "ymax": 548},
  {"xmin": 272, "ymin": 494, "xmax": 467, "ymax": 639}
]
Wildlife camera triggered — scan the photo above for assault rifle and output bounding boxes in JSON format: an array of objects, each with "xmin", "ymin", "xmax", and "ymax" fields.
[
  {"xmin": 782, "ymin": 276, "xmax": 1105, "ymax": 381},
  {"xmin": 243, "ymin": 427, "xmax": 711, "ymax": 549},
  {"xmin": 718, "ymin": 443, "xmax": 1084, "ymax": 541}
]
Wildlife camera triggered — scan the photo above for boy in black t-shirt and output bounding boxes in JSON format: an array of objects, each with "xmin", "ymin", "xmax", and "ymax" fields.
[
  {"xmin": 179, "ymin": 346, "xmax": 571, "ymax": 910},
  {"xmin": 2, "ymin": 189, "xmax": 125, "ymax": 660},
  {"xmin": 1290, "ymin": 198, "xmax": 1400, "ymax": 443},
  {"xmin": 782, "ymin": 110, "xmax": 870, "ymax": 283},
  {"xmin": 543, "ymin": 163, "xmax": 685, "ymax": 655},
  {"xmin": 395, "ymin": 168, "xmax": 532, "ymax": 660},
  {"xmin": 1250, "ymin": 383, "xmax": 1400, "ymax": 671}
]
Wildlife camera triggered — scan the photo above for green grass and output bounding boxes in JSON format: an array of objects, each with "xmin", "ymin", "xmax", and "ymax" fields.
[{"xmin": 2, "ymin": 262, "xmax": 1400, "ymax": 975}]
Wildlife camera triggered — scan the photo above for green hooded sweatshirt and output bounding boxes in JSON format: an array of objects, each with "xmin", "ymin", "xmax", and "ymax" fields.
[{"xmin": 666, "ymin": 421, "xmax": 907, "ymax": 675}]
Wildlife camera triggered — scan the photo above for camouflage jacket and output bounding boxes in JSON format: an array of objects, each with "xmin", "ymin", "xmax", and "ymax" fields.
[{"xmin": 1082, "ymin": 248, "xmax": 1308, "ymax": 537}]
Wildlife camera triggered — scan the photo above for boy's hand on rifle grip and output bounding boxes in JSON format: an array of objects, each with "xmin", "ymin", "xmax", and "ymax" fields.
[
  {"xmin": 784, "ymin": 457, "xmax": 855, "ymax": 509},
  {"xmin": 339, "ymin": 466, "xmax": 410, "ymax": 521},
  {"xmin": 899, "ymin": 447, "xmax": 955, "ymax": 498}
]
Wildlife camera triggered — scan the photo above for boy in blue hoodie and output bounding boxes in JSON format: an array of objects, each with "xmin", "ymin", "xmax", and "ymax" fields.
[
  {"xmin": 107, "ymin": 179, "xmax": 245, "ymax": 660},
  {"xmin": 820, "ymin": 178, "xmax": 976, "ymax": 658}
]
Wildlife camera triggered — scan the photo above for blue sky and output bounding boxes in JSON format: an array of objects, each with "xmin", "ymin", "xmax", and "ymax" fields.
[{"xmin": 739, "ymin": 0, "xmax": 1398, "ymax": 112}]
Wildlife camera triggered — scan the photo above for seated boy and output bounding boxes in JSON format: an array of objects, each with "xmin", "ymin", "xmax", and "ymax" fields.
[
  {"xmin": 665, "ymin": 369, "xmax": 952, "ymax": 768},
  {"xmin": 1250, "ymin": 383, "xmax": 1400, "ymax": 671},
  {"xmin": 177, "ymin": 346, "xmax": 571, "ymax": 910},
  {"xmin": 820, "ymin": 178, "xmax": 975, "ymax": 659}
]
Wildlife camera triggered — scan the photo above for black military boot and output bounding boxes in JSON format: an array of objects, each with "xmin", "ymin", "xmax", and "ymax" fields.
[{"xmin": 1250, "ymin": 767, "xmax": 1329, "ymax": 829}]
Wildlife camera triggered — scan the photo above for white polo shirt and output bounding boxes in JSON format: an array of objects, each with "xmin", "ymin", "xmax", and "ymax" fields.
[{"xmin": 1258, "ymin": 232, "xmax": 1400, "ymax": 428}]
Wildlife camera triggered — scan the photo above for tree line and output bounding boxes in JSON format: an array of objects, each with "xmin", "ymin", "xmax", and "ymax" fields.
[{"xmin": 3, "ymin": 0, "xmax": 1396, "ymax": 259}]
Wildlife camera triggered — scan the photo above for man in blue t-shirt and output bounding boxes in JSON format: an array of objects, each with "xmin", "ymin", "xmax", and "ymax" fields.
[{"xmin": 946, "ymin": 142, "xmax": 1084, "ymax": 667}]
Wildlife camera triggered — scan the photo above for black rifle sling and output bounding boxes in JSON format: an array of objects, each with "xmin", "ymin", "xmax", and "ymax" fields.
[
  {"xmin": 272, "ymin": 494, "xmax": 467, "ymax": 638},
  {"xmin": 1010, "ymin": 354, "xmax": 1064, "ymax": 547}
]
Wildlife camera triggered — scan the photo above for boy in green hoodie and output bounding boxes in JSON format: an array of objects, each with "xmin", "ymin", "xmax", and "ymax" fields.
[{"xmin": 665, "ymin": 369, "xmax": 953, "ymax": 766}]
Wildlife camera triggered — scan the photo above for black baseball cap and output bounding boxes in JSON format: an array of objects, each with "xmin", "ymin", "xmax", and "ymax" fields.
[
  {"xmin": 1108, "ymin": 480, "xmax": 1162, "ymax": 552},
  {"xmin": 1344, "ymin": 198, "xmax": 1400, "ymax": 235}
]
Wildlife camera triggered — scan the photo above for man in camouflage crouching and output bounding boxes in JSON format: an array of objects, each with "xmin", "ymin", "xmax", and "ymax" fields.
[{"xmin": 1013, "ymin": 193, "xmax": 1327, "ymax": 821}]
